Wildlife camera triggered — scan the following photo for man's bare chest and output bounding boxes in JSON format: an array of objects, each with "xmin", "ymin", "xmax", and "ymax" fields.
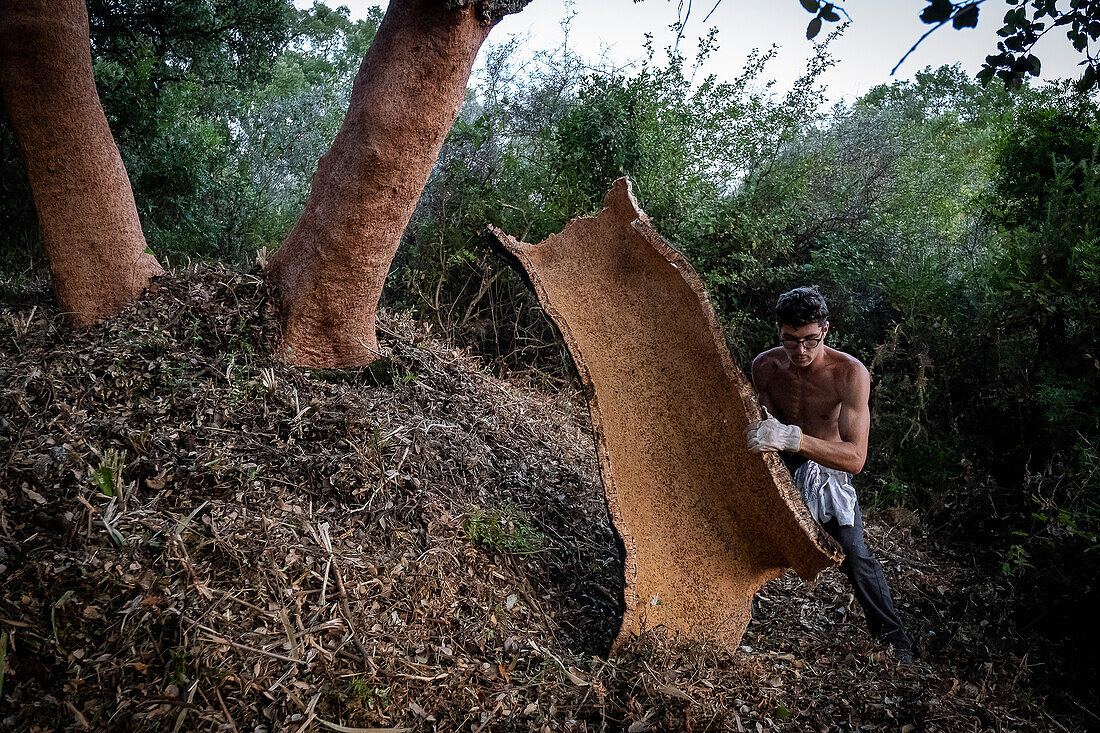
[{"xmin": 767, "ymin": 371, "xmax": 843, "ymax": 435}]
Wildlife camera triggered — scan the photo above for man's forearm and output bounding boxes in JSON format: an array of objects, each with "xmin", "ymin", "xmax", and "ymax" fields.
[{"xmin": 796, "ymin": 434, "xmax": 866, "ymax": 474}]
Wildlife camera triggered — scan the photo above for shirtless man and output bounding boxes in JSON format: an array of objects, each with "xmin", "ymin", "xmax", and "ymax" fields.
[{"xmin": 746, "ymin": 286, "xmax": 913, "ymax": 662}]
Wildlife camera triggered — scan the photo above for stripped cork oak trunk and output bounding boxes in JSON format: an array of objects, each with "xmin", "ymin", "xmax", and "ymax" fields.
[
  {"xmin": 491, "ymin": 178, "xmax": 841, "ymax": 652},
  {"xmin": 265, "ymin": 0, "xmax": 501, "ymax": 367},
  {"xmin": 0, "ymin": 0, "xmax": 162, "ymax": 325}
]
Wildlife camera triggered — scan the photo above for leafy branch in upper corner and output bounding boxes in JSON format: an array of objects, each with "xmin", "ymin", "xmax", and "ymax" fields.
[
  {"xmin": 977, "ymin": 0, "xmax": 1100, "ymax": 92},
  {"xmin": 794, "ymin": 0, "xmax": 1100, "ymax": 91}
]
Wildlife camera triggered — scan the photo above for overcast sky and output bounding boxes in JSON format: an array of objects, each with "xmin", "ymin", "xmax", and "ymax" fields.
[{"xmin": 302, "ymin": 0, "xmax": 1082, "ymax": 102}]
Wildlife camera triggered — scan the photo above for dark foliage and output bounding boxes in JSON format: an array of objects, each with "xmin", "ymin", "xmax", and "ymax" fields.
[{"xmin": 794, "ymin": 0, "xmax": 1100, "ymax": 90}]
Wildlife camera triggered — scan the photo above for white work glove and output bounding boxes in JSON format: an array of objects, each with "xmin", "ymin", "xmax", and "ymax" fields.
[{"xmin": 745, "ymin": 406, "xmax": 803, "ymax": 453}]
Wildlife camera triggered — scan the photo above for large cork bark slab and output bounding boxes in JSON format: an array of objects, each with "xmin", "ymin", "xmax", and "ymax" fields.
[
  {"xmin": 491, "ymin": 178, "xmax": 840, "ymax": 652},
  {"xmin": 0, "ymin": 0, "xmax": 162, "ymax": 325},
  {"xmin": 266, "ymin": 0, "xmax": 501, "ymax": 368}
]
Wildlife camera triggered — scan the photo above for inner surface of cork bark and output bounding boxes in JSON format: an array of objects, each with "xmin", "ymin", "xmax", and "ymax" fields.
[{"xmin": 491, "ymin": 178, "xmax": 840, "ymax": 652}]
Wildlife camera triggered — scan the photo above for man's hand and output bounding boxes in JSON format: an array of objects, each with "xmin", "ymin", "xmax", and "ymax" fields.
[{"xmin": 746, "ymin": 407, "xmax": 803, "ymax": 453}]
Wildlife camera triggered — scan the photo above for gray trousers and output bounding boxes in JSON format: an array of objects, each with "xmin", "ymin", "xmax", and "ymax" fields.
[
  {"xmin": 781, "ymin": 452, "xmax": 912, "ymax": 650},
  {"xmin": 822, "ymin": 505, "xmax": 912, "ymax": 650}
]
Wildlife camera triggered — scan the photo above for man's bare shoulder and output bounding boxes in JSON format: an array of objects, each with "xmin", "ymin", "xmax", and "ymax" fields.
[
  {"xmin": 824, "ymin": 347, "xmax": 870, "ymax": 387},
  {"xmin": 751, "ymin": 347, "xmax": 787, "ymax": 380},
  {"xmin": 751, "ymin": 348, "xmax": 786, "ymax": 389},
  {"xmin": 753, "ymin": 346, "xmax": 788, "ymax": 367}
]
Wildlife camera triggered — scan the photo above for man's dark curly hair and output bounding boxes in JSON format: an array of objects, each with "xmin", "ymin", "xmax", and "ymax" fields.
[{"xmin": 775, "ymin": 286, "xmax": 829, "ymax": 328}]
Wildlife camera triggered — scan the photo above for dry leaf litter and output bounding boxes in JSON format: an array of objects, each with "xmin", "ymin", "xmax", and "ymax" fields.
[{"xmin": 0, "ymin": 265, "xmax": 1083, "ymax": 731}]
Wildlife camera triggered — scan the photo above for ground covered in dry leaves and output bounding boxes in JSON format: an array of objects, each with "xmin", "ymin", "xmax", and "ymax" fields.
[{"xmin": 0, "ymin": 266, "xmax": 1088, "ymax": 731}]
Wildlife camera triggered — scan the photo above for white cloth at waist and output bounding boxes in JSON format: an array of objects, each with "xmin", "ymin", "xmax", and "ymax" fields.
[{"xmin": 792, "ymin": 459, "xmax": 857, "ymax": 527}]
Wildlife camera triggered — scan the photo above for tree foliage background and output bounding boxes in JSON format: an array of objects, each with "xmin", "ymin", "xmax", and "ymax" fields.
[
  {"xmin": 1, "ymin": 0, "xmax": 1098, "ymax": 709},
  {"xmin": 1, "ymin": 0, "xmax": 382, "ymax": 267}
]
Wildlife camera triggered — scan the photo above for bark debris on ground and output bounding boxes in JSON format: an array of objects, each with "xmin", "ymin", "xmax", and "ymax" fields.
[{"xmin": 0, "ymin": 265, "xmax": 1085, "ymax": 731}]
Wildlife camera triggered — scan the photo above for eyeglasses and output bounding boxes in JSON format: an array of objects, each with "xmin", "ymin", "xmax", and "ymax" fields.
[{"xmin": 780, "ymin": 333, "xmax": 824, "ymax": 350}]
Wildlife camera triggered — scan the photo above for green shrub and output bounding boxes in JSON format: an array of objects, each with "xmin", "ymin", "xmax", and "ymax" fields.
[{"xmin": 464, "ymin": 504, "xmax": 549, "ymax": 556}]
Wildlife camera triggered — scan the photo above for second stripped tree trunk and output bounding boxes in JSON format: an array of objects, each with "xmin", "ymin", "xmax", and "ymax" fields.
[
  {"xmin": 0, "ymin": 0, "xmax": 162, "ymax": 325},
  {"xmin": 266, "ymin": 0, "xmax": 500, "ymax": 367}
]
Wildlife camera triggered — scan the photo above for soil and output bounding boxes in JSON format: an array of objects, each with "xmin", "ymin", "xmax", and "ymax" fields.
[{"xmin": 0, "ymin": 266, "xmax": 1087, "ymax": 731}]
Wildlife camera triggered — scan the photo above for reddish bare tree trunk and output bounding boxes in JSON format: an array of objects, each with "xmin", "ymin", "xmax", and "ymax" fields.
[
  {"xmin": 0, "ymin": 0, "xmax": 163, "ymax": 325},
  {"xmin": 265, "ymin": 0, "xmax": 500, "ymax": 367}
]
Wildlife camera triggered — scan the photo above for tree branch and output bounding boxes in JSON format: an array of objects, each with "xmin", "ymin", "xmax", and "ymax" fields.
[{"xmin": 891, "ymin": 0, "xmax": 989, "ymax": 76}]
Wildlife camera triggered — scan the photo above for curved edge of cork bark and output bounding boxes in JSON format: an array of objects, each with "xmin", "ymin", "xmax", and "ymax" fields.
[
  {"xmin": 620, "ymin": 184, "xmax": 841, "ymax": 581},
  {"xmin": 488, "ymin": 224, "xmax": 644, "ymax": 647},
  {"xmin": 490, "ymin": 178, "xmax": 841, "ymax": 653}
]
